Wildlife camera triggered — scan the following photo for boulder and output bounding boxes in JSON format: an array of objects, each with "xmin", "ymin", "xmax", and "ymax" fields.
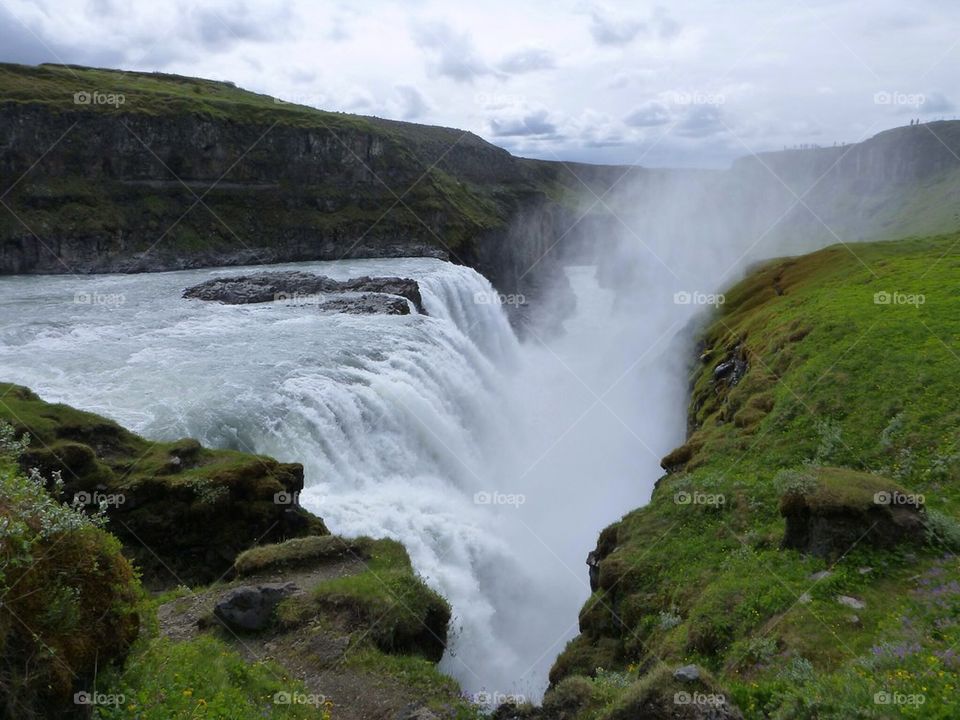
[
  {"xmin": 779, "ymin": 467, "xmax": 926, "ymax": 558},
  {"xmin": 213, "ymin": 582, "xmax": 299, "ymax": 631},
  {"xmin": 183, "ymin": 271, "xmax": 425, "ymax": 314},
  {"xmin": 673, "ymin": 664, "xmax": 701, "ymax": 682}
]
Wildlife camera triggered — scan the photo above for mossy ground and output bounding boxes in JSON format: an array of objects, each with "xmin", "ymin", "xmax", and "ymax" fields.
[
  {"xmin": 0, "ymin": 425, "xmax": 142, "ymax": 719},
  {"xmin": 0, "ymin": 383, "xmax": 327, "ymax": 587},
  {"xmin": 551, "ymin": 233, "xmax": 960, "ymax": 718}
]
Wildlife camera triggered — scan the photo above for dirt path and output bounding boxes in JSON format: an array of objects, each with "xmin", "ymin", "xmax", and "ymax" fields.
[{"xmin": 157, "ymin": 558, "xmax": 441, "ymax": 720}]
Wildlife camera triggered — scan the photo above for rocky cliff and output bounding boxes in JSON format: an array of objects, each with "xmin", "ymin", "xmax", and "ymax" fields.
[{"xmin": 0, "ymin": 63, "xmax": 615, "ymax": 317}]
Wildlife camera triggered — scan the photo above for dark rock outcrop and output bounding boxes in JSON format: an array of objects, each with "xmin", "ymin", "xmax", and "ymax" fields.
[
  {"xmin": 779, "ymin": 467, "xmax": 927, "ymax": 558},
  {"xmin": 0, "ymin": 383, "xmax": 328, "ymax": 589},
  {"xmin": 182, "ymin": 271, "xmax": 425, "ymax": 314},
  {"xmin": 213, "ymin": 582, "xmax": 299, "ymax": 631}
]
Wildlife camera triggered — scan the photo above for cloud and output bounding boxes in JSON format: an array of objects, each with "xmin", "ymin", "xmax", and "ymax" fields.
[
  {"xmin": 497, "ymin": 48, "xmax": 556, "ymax": 74},
  {"xmin": 651, "ymin": 6, "xmax": 681, "ymax": 39},
  {"xmin": 192, "ymin": 3, "xmax": 290, "ymax": 51},
  {"xmin": 489, "ymin": 109, "xmax": 559, "ymax": 137},
  {"xmin": 624, "ymin": 102, "xmax": 671, "ymax": 127},
  {"xmin": 395, "ymin": 85, "xmax": 430, "ymax": 120},
  {"xmin": 922, "ymin": 91, "xmax": 955, "ymax": 114},
  {"xmin": 588, "ymin": 5, "xmax": 680, "ymax": 46},
  {"xmin": 413, "ymin": 21, "xmax": 497, "ymax": 83},
  {"xmin": 676, "ymin": 105, "xmax": 727, "ymax": 138},
  {"xmin": 589, "ymin": 8, "xmax": 645, "ymax": 46},
  {"xmin": 0, "ymin": 6, "xmax": 59, "ymax": 65}
]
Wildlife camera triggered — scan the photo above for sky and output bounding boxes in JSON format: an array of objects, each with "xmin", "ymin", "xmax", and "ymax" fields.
[{"xmin": 1, "ymin": 0, "xmax": 959, "ymax": 168}]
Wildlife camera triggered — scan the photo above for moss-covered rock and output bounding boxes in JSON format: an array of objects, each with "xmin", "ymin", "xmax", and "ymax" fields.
[
  {"xmin": 0, "ymin": 428, "xmax": 141, "ymax": 720},
  {"xmin": 0, "ymin": 383, "xmax": 328, "ymax": 588},
  {"xmin": 779, "ymin": 466, "xmax": 926, "ymax": 558},
  {"xmin": 276, "ymin": 538, "xmax": 450, "ymax": 662}
]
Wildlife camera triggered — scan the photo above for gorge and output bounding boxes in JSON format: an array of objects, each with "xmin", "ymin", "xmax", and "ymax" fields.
[{"xmin": 3, "ymin": 62, "xmax": 960, "ymax": 720}]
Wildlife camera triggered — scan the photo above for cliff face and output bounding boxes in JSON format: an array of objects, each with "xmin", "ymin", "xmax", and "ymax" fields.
[{"xmin": 0, "ymin": 63, "xmax": 616, "ymax": 314}]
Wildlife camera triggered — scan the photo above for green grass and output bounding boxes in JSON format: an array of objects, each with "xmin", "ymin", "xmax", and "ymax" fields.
[
  {"xmin": 552, "ymin": 232, "xmax": 960, "ymax": 718},
  {"xmin": 94, "ymin": 636, "xmax": 328, "ymax": 720},
  {"xmin": 278, "ymin": 539, "xmax": 451, "ymax": 661}
]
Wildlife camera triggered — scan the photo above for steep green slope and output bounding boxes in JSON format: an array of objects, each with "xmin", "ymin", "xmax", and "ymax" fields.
[{"xmin": 546, "ymin": 233, "xmax": 960, "ymax": 719}]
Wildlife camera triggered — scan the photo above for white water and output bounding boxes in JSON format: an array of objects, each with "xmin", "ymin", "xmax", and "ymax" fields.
[
  {"xmin": 0, "ymin": 257, "xmax": 681, "ymax": 700},
  {"xmin": 0, "ymin": 182, "xmax": 834, "ymax": 699}
]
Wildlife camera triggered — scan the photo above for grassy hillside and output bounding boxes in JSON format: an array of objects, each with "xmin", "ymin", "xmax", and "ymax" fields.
[{"xmin": 545, "ymin": 233, "xmax": 960, "ymax": 718}]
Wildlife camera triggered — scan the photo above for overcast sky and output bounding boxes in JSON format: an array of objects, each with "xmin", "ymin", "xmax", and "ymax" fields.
[{"xmin": 2, "ymin": 0, "xmax": 958, "ymax": 167}]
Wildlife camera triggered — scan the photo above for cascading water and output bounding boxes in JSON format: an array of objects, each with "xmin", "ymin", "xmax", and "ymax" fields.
[{"xmin": 1, "ymin": 256, "xmax": 657, "ymax": 701}]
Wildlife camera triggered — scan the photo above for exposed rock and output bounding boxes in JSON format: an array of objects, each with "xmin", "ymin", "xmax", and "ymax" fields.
[
  {"xmin": 213, "ymin": 582, "xmax": 299, "ymax": 631},
  {"xmin": 1, "ymin": 383, "xmax": 328, "ymax": 589},
  {"xmin": 395, "ymin": 705, "xmax": 442, "ymax": 720},
  {"xmin": 713, "ymin": 350, "xmax": 748, "ymax": 387},
  {"xmin": 809, "ymin": 570, "xmax": 832, "ymax": 581},
  {"xmin": 837, "ymin": 595, "xmax": 866, "ymax": 610},
  {"xmin": 318, "ymin": 293, "xmax": 412, "ymax": 315},
  {"xmin": 780, "ymin": 467, "xmax": 926, "ymax": 559},
  {"xmin": 586, "ymin": 524, "xmax": 621, "ymax": 592},
  {"xmin": 182, "ymin": 271, "xmax": 425, "ymax": 314},
  {"xmin": 673, "ymin": 664, "xmax": 701, "ymax": 682}
]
